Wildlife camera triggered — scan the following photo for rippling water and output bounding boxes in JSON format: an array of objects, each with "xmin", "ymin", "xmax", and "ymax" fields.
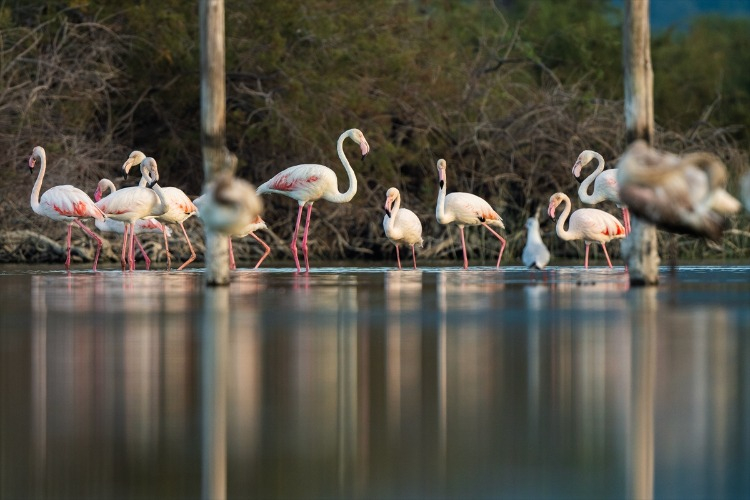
[{"xmin": 1, "ymin": 264, "xmax": 749, "ymax": 499}]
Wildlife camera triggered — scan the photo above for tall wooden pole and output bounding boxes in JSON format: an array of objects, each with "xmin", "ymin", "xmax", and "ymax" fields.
[
  {"xmin": 200, "ymin": 0, "xmax": 235, "ymax": 286},
  {"xmin": 623, "ymin": 0, "xmax": 660, "ymax": 285}
]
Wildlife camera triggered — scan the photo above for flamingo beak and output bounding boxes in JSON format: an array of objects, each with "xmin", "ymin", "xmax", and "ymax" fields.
[
  {"xmin": 438, "ymin": 168, "xmax": 445, "ymax": 189},
  {"xmin": 360, "ymin": 139, "xmax": 370, "ymax": 160},
  {"xmin": 384, "ymin": 197, "xmax": 392, "ymax": 217},
  {"xmin": 28, "ymin": 156, "xmax": 36, "ymax": 174},
  {"xmin": 121, "ymin": 158, "xmax": 134, "ymax": 179},
  {"xmin": 94, "ymin": 187, "xmax": 102, "ymax": 202},
  {"xmin": 572, "ymin": 159, "xmax": 583, "ymax": 180},
  {"xmin": 547, "ymin": 203, "xmax": 556, "ymax": 219}
]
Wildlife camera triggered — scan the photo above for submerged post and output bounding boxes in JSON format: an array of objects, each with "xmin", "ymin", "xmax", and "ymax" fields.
[
  {"xmin": 622, "ymin": 0, "xmax": 660, "ymax": 285},
  {"xmin": 200, "ymin": 0, "xmax": 235, "ymax": 286}
]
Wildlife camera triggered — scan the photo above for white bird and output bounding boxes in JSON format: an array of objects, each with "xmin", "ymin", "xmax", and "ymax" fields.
[
  {"xmin": 122, "ymin": 151, "xmax": 198, "ymax": 270},
  {"xmin": 383, "ymin": 187, "xmax": 423, "ymax": 270},
  {"xmin": 548, "ymin": 192, "xmax": 626, "ymax": 269},
  {"xmin": 256, "ymin": 128, "xmax": 370, "ymax": 272},
  {"xmin": 434, "ymin": 158, "xmax": 506, "ymax": 269},
  {"xmin": 522, "ymin": 213, "xmax": 550, "ymax": 269},
  {"xmin": 617, "ymin": 140, "xmax": 741, "ymax": 241},
  {"xmin": 28, "ymin": 146, "xmax": 105, "ymax": 271},
  {"xmin": 741, "ymin": 171, "xmax": 750, "ymax": 213},
  {"xmin": 95, "ymin": 157, "xmax": 169, "ymax": 271},
  {"xmin": 573, "ymin": 150, "xmax": 631, "ymax": 234},
  {"xmin": 93, "ymin": 178, "xmax": 172, "ymax": 270}
]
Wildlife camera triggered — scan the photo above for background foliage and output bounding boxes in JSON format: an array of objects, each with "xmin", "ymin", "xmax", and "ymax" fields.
[{"xmin": 2, "ymin": 0, "xmax": 749, "ymax": 265}]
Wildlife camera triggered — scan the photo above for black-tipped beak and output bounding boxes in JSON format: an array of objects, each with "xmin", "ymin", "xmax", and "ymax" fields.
[
  {"xmin": 439, "ymin": 180, "xmax": 444, "ymax": 189},
  {"xmin": 147, "ymin": 179, "xmax": 157, "ymax": 188},
  {"xmin": 29, "ymin": 166, "xmax": 33, "ymax": 175},
  {"xmin": 385, "ymin": 208, "xmax": 391, "ymax": 217},
  {"xmin": 122, "ymin": 168, "xmax": 128, "ymax": 180}
]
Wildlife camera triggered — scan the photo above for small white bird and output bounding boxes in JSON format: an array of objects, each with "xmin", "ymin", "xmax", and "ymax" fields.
[
  {"xmin": 521, "ymin": 213, "xmax": 550, "ymax": 270},
  {"xmin": 383, "ymin": 187, "xmax": 423, "ymax": 270}
]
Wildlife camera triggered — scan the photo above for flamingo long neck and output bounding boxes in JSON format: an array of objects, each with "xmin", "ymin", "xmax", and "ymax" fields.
[
  {"xmin": 435, "ymin": 171, "xmax": 450, "ymax": 224},
  {"xmin": 326, "ymin": 131, "xmax": 358, "ymax": 203},
  {"xmin": 30, "ymin": 149, "xmax": 47, "ymax": 215},
  {"xmin": 387, "ymin": 194, "xmax": 401, "ymax": 232},
  {"xmin": 578, "ymin": 152, "xmax": 605, "ymax": 203},
  {"xmin": 102, "ymin": 179, "xmax": 117, "ymax": 195},
  {"xmin": 554, "ymin": 194, "xmax": 576, "ymax": 241}
]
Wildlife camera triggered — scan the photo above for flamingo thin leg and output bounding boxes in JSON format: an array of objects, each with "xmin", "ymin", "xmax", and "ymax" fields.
[
  {"xmin": 301, "ymin": 204, "xmax": 313, "ymax": 272},
  {"xmin": 64, "ymin": 224, "xmax": 73, "ymax": 270},
  {"xmin": 120, "ymin": 224, "xmax": 129, "ymax": 271},
  {"xmin": 249, "ymin": 232, "xmax": 271, "ymax": 269},
  {"xmin": 411, "ymin": 245, "xmax": 417, "ymax": 269},
  {"xmin": 584, "ymin": 242, "xmax": 590, "ymax": 269},
  {"xmin": 601, "ymin": 243, "xmax": 613, "ymax": 268},
  {"xmin": 481, "ymin": 222, "xmax": 507, "ymax": 267},
  {"xmin": 129, "ymin": 223, "xmax": 137, "ymax": 271},
  {"xmin": 176, "ymin": 222, "xmax": 196, "ymax": 271},
  {"xmin": 135, "ymin": 235, "xmax": 151, "ymax": 270},
  {"xmin": 290, "ymin": 204, "xmax": 304, "ymax": 272},
  {"xmin": 161, "ymin": 224, "xmax": 172, "ymax": 270},
  {"xmin": 74, "ymin": 219, "xmax": 103, "ymax": 271},
  {"xmin": 395, "ymin": 245, "xmax": 402, "ymax": 270},
  {"xmin": 228, "ymin": 238, "xmax": 236, "ymax": 270},
  {"xmin": 459, "ymin": 226, "xmax": 468, "ymax": 269}
]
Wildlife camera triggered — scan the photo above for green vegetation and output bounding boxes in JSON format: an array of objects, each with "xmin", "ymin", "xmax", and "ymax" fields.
[{"xmin": 1, "ymin": 0, "xmax": 748, "ymax": 265}]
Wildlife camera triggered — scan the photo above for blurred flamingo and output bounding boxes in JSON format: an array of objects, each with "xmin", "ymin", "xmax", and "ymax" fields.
[
  {"xmin": 28, "ymin": 146, "xmax": 105, "ymax": 271},
  {"xmin": 572, "ymin": 150, "xmax": 631, "ymax": 234},
  {"xmin": 548, "ymin": 192, "xmax": 625, "ymax": 269},
  {"xmin": 256, "ymin": 128, "xmax": 370, "ymax": 272},
  {"xmin": 383, "ymin": 187, "xmax": 423, "ymax": 270},
  {"xmin": 435, "ymin": 158, "xmax": 506, "ymax": 269},
  {"xmin": 522, "ymin": 212, "xmax": 550, "ymax": 270}
]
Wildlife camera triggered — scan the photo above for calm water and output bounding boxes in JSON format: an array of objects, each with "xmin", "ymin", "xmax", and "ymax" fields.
[{"xmin": 1, "ymin": 264, "xmax": 749, "ymax": 499}]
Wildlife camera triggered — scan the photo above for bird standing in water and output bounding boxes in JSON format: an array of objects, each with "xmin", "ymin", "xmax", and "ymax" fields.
[{"xmin": 383, "ymin": 187, "xmax": 423, "ymax": 270}]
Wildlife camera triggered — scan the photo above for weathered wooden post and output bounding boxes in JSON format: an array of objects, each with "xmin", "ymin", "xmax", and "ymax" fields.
[
  {"xmin": 200, "ymin": 0, "xmax": 235, "ymax": 286},
  {"xmin": 622, "ymin": 0, "xmax": 660, "ymax": 285}
]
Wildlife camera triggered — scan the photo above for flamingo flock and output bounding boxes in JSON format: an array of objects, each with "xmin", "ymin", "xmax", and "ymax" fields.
[{"xmin": 25, "ymin": 134, "xmax": 745, "ymax": 273}]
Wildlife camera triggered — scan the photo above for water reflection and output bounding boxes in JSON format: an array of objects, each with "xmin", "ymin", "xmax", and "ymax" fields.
[{"xmin": 0, "ymin": 267, "xmax": 748, "ymax": 498}]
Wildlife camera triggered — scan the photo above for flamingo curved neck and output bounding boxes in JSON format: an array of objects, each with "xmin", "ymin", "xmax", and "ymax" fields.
[
  {"xmin": 102, "ymin": 179, "xmax": 117, "ymax": 195},
  {"xmin": 326, "ymin": 131, "xmax": 358, "ymax": 203},
  {"xmin": 435, "ymin": 174, "xmax": 451, "ymax": 224},
  {"xmin": 30, "ymin": 150, "xmax": 47, "ymax": 215},
  {"xmin": 578, "ymin": 152, "xmax": 605, "ymax": 203},
  {"xmin": 554, "ymin": 194, "xmax": 576, "ymax": 240},
  {"xmin": 387, "ymin": 195, "xmax": 401, "ymax": 232}
]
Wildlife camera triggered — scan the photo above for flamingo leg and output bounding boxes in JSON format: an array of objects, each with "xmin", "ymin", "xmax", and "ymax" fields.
[
  {"xmin": 601, "ymin": 243, "xmax": 614, "ymax": 268},
  {"xmin": 290, "ymin": 203, "xmax": 305, "ymax": 272},
  {"xmin": 64, "ymin": 223, "xmax": 73, "ymax": 270},
  {"xmin": 134, "ymin": 235, "xmax": 151, "ymax": 270},
  {"xmin": 120, "ymin": 224, "xmax": 129, "ymax": 271},
  {"xmin": 301, "ymin": 204, "xmax": 313, "ymax": 272},
  {"xmin": 411, "ymin": 245, "xmax": 417, "ymax": 269},
  {"xmin": 228, "ymin": 238, "xmax": 236, "ymax": 270},
  {"xmin": 129, "ymin": 223, "xmax": 137, "ymax": 271},
  {"xmin": 584, "ymin": 242, "xmax": 590, "ymax": 269},
  {"xmin": 161, "ymin": 223, "xmax": 172, "ymax": 270},
  {"xmin": 74, "ymin": 219, "xmax": 103, "ymax": 271},
  {"xmin": 249, "ymin": 232, "xmax": 271, "ymax": 269},
  {"xmin": 176, "ymin": 222, "xmax": 196, "ymax": 271},
  {"xmin": 481, "ymin": 222, "xmax": 507, "ymax": 268},
  {"xmin": 459, "ymin": 226, "xmax": 469, "ymax": 269},
  {"xmin": 395, "ymin": 245, "xmax": 402, "ymax": 270}
]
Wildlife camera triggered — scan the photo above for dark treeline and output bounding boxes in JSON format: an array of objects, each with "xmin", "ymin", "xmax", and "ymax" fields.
[{"xmin": 2, "ymin": 0, "xmax": 749, "ymax": 264}]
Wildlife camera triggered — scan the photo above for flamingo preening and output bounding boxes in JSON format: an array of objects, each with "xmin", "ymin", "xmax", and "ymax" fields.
[
  {"xmin": 573, "ymin": 150, "xmax": 631, "ymax": 234},
  {"xmin": 522, "ymin": 213, "xmax": 550, "ymax": 270},
  {"xmin": 617, "ymin": 140, "xmax": 741, "ymax": 241},
  {"xmin": 256, "ymin": 128, "xmax": 370, "ymax": 272},
  {"xmin": 383, "ymin": 187, "xmax": 423, "ymax": 270},
  {"xmin": 434, "ymin": 159, "xmax": 506, "ymax": 269},
  {"xmin": 95, "ymin": 157, "xmax": 169, "ymax": 271},
  {"xmin": 94, "ymin": 178, "xmax": 171, "ymax": 270},
  {"xmin": 28, "ymin": 146, "xmax": 105, "ymax": 271},
  {"xmin": 548, "ymin": 192, "xmax": 625, "ymax": 269},
  {"xmin": 122, "ymin": 151, "xmax": 198, "ymax": 270}
]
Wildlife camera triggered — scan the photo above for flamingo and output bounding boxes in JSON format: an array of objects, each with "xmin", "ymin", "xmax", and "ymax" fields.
[
  {"xmin": 434, "ymin": 158, "xmax": 506, "ymax": 269},
  {"xmin": 194, "ymin": 174, "xmax": 269, "ymax": 269},
  {"xmin": 617, "ymin": 140, "xmax": 741, "ymax": 241},
  {"xmin": 573, "ymin": 150, "xmax": 631, "ymax": 234},
  {"xmin": 522, "ymin": 213, "xmax": 550, "ymax": 270},
  {"xmin": 383, "ymin": 187, "xmax": 423, "ymax": 270},
  {"xmin": 95, "ymin": 157, "xmax": 169, "ymax": 271},
  {"xmin": 122, "ymin": 151, "xmax": 198, "ymax": 270},
  {"xmin": 256, "ymin": 128, "xmax": 370, "ymax": 272},
  {"xmin": 741, "ymin": 171, "xmax": 750, "ymax": 213},
  {"xmin": 93, "ymin": 178, "xmax": 172, "ymax": 270},
  {"xmin": 547, "ymin": 192, "xmax": 626, "ymax": 268},
  {"xmin": 28, "ymin": 146, "xmax": 105, "ymax": 271}
]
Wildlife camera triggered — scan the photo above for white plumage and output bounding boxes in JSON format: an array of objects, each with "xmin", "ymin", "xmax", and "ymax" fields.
[{"xmin": 383, "ymin": 187, "xmax": 423, "ymax": 270}]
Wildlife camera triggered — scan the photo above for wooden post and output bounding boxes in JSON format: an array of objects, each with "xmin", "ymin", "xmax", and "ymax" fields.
[
  {"xmin": 200, "ymin": 0, "xmax": 235, "ymax": 286},
  {"xmin": 622, "ymin": 0, "xmax": 660, "ymax": 285}
]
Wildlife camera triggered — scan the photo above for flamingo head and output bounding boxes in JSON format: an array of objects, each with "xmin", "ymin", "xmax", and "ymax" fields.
[
  {"xmin": 349, "ymin": 129, "xmax": 370, "ymax": 160},
  {"xmin": 384, "ymin": 187, "xmax": 399, "ymax": 216},
  {"xmin": 28, "ymin": 146, "xmax": 44, "ymax": 174},
  {"xmin": 94, "ymin": 186, "xmax": 102, "ymax": 202},
  {"xmin": 572, "ymin": 150, "xmax": 597, "ymax": 178},
  {"xmin": 140, "ymin": 157, "xmax": 160, "ymax": 188},
  {"xmin": 436, "ymin": 159, "xmax": 447, "ymax": 189},
  {"xmin": 547, "ymin": 193, "xmax": 564, "ymax": 219},
  {"xmin": 122, "ymin": 150, "xmax": 146, "ymax": 179}
]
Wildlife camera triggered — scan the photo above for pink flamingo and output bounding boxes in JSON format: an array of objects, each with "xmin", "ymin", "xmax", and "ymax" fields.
[
  {"xmin": 572, "ymin": 150, "xmax": 631, "ymax": 234},
  {"xmin": 95, "ymin": 157, "xmax": 169, "ymax": 271},
  {"xmin": 383, "ymin": 187, "xmax": 423, "ymax": 269},
  {"xmin": 28, "ymin": 146, "xmax": 105, "ymax": 271},
  {"xmin": 194, "ymin": 175, "xmax": 269, "ymax": 269},
  {"xmin": 256, "ymin": 128, "xmax": 370, "ymax": 272},
  {"xmin": 435, "ymin": 158, "xmax": 506, "ymax": 269},
  {"xmin": 122, "ymin": 151, "xmax": 198, "ymax": 270},
  {"xmin": 94, "ymin": 178, "xmax": 172, "ymax": 270},
  {"xmin": 547, "ymin": 192, "xmax": 626, "ymax": 268}
]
